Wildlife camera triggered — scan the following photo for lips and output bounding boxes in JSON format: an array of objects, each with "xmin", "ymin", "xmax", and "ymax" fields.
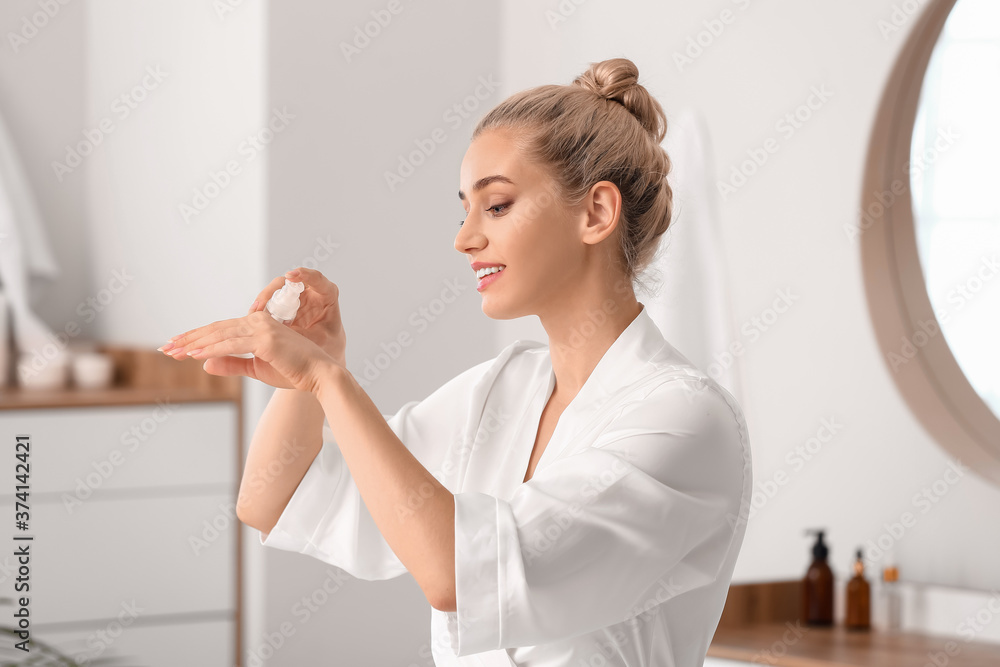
[
  {"xmin": 471, "ymin": 261, "xmax": 505, "ymax": 272},
  {"xmin": 475, "ymin": 265, "xmax": 506, "ymax": 279},
  {"xmin": 477, "ymin": 266, "xmax": 505, "ymax": 291}
]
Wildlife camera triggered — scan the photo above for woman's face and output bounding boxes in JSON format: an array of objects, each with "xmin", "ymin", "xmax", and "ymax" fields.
[{"xmin": 455, "ymin": 128, "xmax": 589, "ymax": 320}]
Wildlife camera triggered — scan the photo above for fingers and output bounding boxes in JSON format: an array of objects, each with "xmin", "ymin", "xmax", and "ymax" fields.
[
  {"xmin": 284, "ymin": 267, "xmax": 338, "ymax": 299},
  {"xmin": 202, "ymin": 355, "xmax": 252, "ymax": 377},
  {"xmin": 166, "ymin": 315, "xmax": 259, "ymax": 356},
  {"xmin": 186, "ymin": 334, "xmax": 251, "ymax": 359},
  {"xmin": 245, "ymin": 268, "xmax": 337, "ymax": 323},
  {"xmin": 202, "ymin": 350, "xmax": 296, "ymax": 390},
  {"xmin": 249, "ymin": 275, "xmax": 289, "ymax": 315}
]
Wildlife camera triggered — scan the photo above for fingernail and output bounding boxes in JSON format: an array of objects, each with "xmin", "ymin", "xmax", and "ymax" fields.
[
  {"xmin": 160, "ymin": 342, "xmax": 175, "ymax": 352},
  {"xmin": 186, "ymin": 348, "xmax": 203, "ymax": 357},
  {"xmin": 249, "ymin": 300, "xmax": 259, "ymax": 312}
]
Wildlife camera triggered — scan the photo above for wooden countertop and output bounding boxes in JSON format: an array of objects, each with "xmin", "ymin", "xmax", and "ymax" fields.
[
  {"xmin": 0, "ymin": 345, "xmax": 240, "ymax": 409},
  {"xmin": 708, "ymin": 580, "xmax": 1000, "ymax": 666},
  {"xmin": 708, "ymin": 621, "xmax": 1000, "ymax": 666}
]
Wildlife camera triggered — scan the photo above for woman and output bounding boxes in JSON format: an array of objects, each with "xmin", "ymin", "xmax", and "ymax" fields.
[{"xmin": 162, "ymin": 57, "xmax": 752, "ymax": 667}]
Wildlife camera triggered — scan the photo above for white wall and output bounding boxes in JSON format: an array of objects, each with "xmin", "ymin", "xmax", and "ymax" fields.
[
  {"xmin": 85, "ymin": 0, "xmax": 266, "ymax": 346},
  {"xmin": 495, "ymin": 0, "xmax": 1000, "ymax": 591}
]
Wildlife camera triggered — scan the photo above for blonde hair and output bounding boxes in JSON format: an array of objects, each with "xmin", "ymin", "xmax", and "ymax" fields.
[{"xmin": 471, "ymin": 57, "xmax": 673, "ymax": 292}]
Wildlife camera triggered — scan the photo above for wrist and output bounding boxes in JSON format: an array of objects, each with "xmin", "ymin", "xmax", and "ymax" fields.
[
  {"xmin": 321, "ymin": 348, "xmax": 346, "ymax": 369},
  {"xmin": 313, "ymin": 355, "xmax": 351, "ymax": 403}
]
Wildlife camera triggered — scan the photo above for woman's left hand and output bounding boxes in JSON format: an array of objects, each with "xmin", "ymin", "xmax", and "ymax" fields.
[{"xmin": 163, "ymin": 310, "xmax": 335, "ymax": 394}]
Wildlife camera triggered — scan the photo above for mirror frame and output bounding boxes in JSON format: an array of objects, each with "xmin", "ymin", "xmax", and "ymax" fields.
[{"xmin": 860, "ymin": 0, "xmax": 1000, "ymax": 486}]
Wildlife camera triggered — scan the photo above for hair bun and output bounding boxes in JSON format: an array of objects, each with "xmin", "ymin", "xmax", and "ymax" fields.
[{"xmin": 572, "ymin": 57, "xmax": 666, "ymax": 143}]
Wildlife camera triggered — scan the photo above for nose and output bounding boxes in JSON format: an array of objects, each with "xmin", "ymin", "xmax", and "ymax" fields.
[{"xmin": 454, "ymin": 214, "xmax": 483, "ymax": 255}]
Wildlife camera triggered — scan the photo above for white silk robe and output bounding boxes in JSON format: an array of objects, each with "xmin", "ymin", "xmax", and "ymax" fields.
[{"xmin": 259, "ymin": 303, "xmax": 753, "ymax": 666}]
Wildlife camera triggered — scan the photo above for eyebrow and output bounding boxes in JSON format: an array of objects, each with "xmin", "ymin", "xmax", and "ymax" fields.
[{"xmin": 458, "ymin": 174, "xmax": 515, "ymax": 201}]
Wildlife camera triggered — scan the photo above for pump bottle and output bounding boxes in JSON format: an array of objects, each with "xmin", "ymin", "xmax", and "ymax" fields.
[
  {"xmin": 230, "ymin": 279, "xmax": 304, "ymax": 359},
  {"xmin": 803, "ymin": 529, "xmax": 834, "ymax": 626},
  {"xmin": 265, "ymin": 279, "xmax": 305, "ymax": 324}
]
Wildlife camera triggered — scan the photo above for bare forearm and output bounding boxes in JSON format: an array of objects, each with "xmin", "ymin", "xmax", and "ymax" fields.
[
  {"xmin": 315, "ymin": 361, "xmax": 456, "ymax": 609},
  {"xmin": 237, "ymin": 387, "xmax": 326, "ymax": 532}
]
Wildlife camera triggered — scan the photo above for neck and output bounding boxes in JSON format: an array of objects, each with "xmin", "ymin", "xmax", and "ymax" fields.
[{"xmin": 539, "ymin": 289, "xmax": 642, "ymax": 400}]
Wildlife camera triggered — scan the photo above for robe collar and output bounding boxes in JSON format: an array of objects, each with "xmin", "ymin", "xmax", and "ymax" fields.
[{"xmin": 535, "ymin": 301, "xmax": 671, "ymax": 463}]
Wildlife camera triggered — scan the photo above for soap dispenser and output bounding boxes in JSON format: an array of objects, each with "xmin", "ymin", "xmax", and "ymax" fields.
[
  {"xmin": 803, "ymin": 529, "xmax": 834, "ymax": 626},
  {"xmin": 845, "ymin": 548, "xmax": 871, "ymax": 630}
]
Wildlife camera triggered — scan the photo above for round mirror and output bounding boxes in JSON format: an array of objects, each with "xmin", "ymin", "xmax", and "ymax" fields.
[
  {"xmin": 910, "ymin": 0, "xmax": 1000, "ymax": 421},
  {"xmin": 860, "ymin": 0, "xmax": 1000, "ymax": 486}
]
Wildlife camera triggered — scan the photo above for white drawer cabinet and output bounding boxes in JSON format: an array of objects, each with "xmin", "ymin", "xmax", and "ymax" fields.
[
  {"xmin": 0, "ymin": 402, "xmax": 235, "ymax": 496},
  {"xmin": 0, "ymin": 402, "xmax": 240, "ymax": 667}
]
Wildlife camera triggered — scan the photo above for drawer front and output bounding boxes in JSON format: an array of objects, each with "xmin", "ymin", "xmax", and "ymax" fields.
[
  {"xmin": 0, "ymin": 493, "xmax": 236, "ymax": 625},
  {"xmin": 0, "ymin": 403, "xmax": 237, "ymax": 497}
]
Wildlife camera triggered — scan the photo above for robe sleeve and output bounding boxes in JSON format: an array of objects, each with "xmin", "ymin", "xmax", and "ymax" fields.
[
  {"xmin": 447, "ymin": 378, "xmax": 750, "ymax": 656},
  {"xmin": 257, "ymin": 356, "xmax": 497, "ymax": 581}
]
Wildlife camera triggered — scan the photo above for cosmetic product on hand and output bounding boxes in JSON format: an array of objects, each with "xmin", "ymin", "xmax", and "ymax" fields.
[
  {"xmin": 845, "ymin": 548, "xmax": 871, "ymax": 630},
  {"xmin": 803, "ymin": 529, "xmax": 834, "ymax": 626},
  {"xmin": 265, "ymin": 279, "xmax": 304, "ymax": 324},
  {"xmin": 230, "ymin": 279, "xmax": 304, "ymax": 359}
]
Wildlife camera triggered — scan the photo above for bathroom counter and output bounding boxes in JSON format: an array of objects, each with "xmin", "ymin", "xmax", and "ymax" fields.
[
  {"xmin": 709, "ymin": 579, "xmax": 1000, "ymax": 666},
  {"xmin": 0, "ymin": 344, "xmax": 240, "ymax": 409},
  {"xmin": 708, "ymin": 621, "xmax": 1000, "ymax": 666},
  {"xmin": 0, "ymin": 382, "xmax": 239, "ymax": 409}
]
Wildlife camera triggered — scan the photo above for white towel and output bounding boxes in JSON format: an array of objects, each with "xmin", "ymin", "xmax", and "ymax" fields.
[
  {"xmin": 0, "ymin": 108, "xmax": 62, "ymax": 378},
  {"xmin": 0, "ymin": 110, "xmax": 58, "ymax": 278},
  {"xmin": 641, "ymin": 107, "xmax": 744, "ymax": 405}
]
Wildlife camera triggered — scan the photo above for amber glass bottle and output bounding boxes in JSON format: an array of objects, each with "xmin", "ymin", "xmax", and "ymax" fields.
[
  {"xmin": 846, "ymin": 548, "xmax": 871, "ymax": 630},
  {"xmin": 803, "ymin": 529, "xmax": 834, "ymax": 625}
]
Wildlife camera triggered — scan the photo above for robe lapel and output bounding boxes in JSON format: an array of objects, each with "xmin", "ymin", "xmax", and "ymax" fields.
[{"xmin": 533, "ymin": 302, "xmax": 669, "ymax": 470}]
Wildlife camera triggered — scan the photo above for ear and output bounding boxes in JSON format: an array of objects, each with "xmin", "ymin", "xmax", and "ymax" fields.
[{"xmin": 579, "ymin": 180, "xmax": 622, "ymax": 246}]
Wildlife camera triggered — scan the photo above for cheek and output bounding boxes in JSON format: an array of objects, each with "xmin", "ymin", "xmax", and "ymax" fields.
[
  {"xmin": 503, "ymin": 213, "xmax": 573, "ymax": 278},
  {"xmin": 523, "ymin": 226, "xmax": 574, "ymax": 270},
  {"xmin": 506, "ymin": 227, "xmax": 547, "ymax": 273}
]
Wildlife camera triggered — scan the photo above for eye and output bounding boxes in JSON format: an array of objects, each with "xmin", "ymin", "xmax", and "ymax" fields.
[{"xmin": 459, "ymin": 202, "xmax": 511, "ymax": 227}]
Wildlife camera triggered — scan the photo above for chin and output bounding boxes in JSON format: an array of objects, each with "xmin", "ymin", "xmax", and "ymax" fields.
[{"xmin": 480, "ymin": 293, "xmax": 525, "ymax": 321}]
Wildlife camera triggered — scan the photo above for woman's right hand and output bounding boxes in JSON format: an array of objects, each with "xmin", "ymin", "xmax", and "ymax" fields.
[{"xmin": 202, "ymin": 267, "xmax": 347, "ymax": 385}]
